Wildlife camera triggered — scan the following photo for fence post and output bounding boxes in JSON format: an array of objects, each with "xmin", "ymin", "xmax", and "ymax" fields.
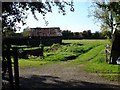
[
  {"xmin": 13, "ymin": 47, "xmax": 19, "ymax": 90},
  {"xmin": 105, "ymin": 49, "xmax": 108, "ymax": 62},
  {"xmin": 6, "ymin": 44, "xmax": 14, "ymax": 90}
]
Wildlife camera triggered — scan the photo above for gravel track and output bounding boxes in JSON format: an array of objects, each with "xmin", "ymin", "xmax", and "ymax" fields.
[{"xmin": 19, "ymin": 61, "xmax": 120, "ymax": 89}]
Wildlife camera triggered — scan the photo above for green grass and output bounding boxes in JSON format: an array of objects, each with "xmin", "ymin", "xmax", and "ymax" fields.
[
  {"xmin": 62, "ymin": 39, "xmax": 110, "ymax": 45},
  {"xmin": 69, "ymin": 40, "xmax": 119, "ymax": 81},
  {"xmin": 18, "ymin": 39, "xmax": 119, "ymax": 81},
  {"xmin": 98, "ymin": 74, "xmax": 119, "ymax": 81},
  {"xmin": 19, "ymin": 59, "xmax": 50, "ymax": 67},
  {"xmin": 76, "ymin": 45, "xmax": 105, "ymax": 62},
  {"xmin": 62, "ymin": 40, "xmax": 119, "ymax": 81},
  {"xmin": 82, "ymin": 48, "xmax": 119, "ymax": 73},
  {"xmin": 43, "ymin": 41, "xmax": 101, "ymax": 61}
]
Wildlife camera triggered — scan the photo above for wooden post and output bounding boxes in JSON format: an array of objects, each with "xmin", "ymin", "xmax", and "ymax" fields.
[
  {"xmin": 13, "ymin": 47, "xmax": 19, "ymax": 90},
  {"xmin": 6, "ymin": 44, "xmax": 14, "ymax": 90},
  {"xmin": 105, "ymin": 49, "xmax": 108, "ymax": 63}
]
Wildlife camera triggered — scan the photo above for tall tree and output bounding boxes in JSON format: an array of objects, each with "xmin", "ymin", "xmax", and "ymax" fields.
[
  {"xmin": 89, "ymin": 0, "xmax": 120, "ymax": 33},
  {"xmin": 89, "ymin": 0, "xmax": 120, "ymax": 64},
  {"xmin": 82, "ymin": 30, "xmax": 92, "ymax": 39},
  {"xmin": 62, "ymin": 30, "xmax": 73, "ymax": 39}
]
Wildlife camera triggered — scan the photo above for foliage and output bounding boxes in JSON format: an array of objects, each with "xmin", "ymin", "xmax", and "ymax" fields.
[
  {"xmin": 101, "ymin": 28, "xmax": 111, "ymax": 39},
  {"xmin": 62, "ymin": 30, "xmax": 74, "ymax": 39},
  {"xmin": 44, "ymin": 41, "xmax": 101, "ymax": 61},
  {"xmin": 92, "ymin": 31, "xmax": 103, "ymax": 39},
  {"xmin": 22, "ymin": 26, "xmax": 31, "ymax": 37},
  {"xmin": 48, "ymin": 43, "xmax": 62, "ymax": 51},
  {"xmin": 2, "ymin": 1, "xmax": 74, "ymax": 32},
  {"xmin": 89, "ymin": 1, "xmax": 120, "ymax": 33},
  {"xmin": 2, "ymin": 27, "xmax": 15, "ymax": 37},
  {"xmin": 62, "ymin": 30, "xmax": 106, "ymax": 39},
  {"xmin": 82, "ymin": 30, "xmax": 92, "ymax": 39},
  {"xmin": 96, "ymin": 1, "xmax": 120, "ymax": 23}
]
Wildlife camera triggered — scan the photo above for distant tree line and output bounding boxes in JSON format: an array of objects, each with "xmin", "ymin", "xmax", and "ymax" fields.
[
  {"xmin": 3, "ymin": 28, "xmax": 111, "ymax": 40},
  {"xmin": 62, "ymin": 30, "xmax": 111, "ymax": 39}
]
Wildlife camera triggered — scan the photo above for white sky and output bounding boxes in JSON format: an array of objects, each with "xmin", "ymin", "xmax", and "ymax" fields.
[{"xmin": 17, "ymin": 0, "xmax": 101, "ymax": 33}]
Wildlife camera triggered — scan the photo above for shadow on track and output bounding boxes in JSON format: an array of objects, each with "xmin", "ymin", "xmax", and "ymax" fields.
[{"xmin": 19, "ymin": 75, "xmax": 120, "ymax": 90}]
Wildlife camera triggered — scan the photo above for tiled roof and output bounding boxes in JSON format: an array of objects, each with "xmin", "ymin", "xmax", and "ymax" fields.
[{"xmin": 30, "ymin": 27, "xmax": 62, "ymax": 37}]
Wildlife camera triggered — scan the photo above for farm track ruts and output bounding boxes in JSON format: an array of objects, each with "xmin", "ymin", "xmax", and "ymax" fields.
[{"xmin": 19, "ymin": 61, "xmax": 120, "ymax": 89}]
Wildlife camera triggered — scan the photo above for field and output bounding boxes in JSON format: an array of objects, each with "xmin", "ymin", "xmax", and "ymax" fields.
[{"xmin": 19, "ymin": 39, "xmax": 119, "ymax": 81}]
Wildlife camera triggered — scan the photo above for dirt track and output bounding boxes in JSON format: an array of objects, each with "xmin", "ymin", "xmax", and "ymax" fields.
[{"xmin": 19, "ymin": 61, "xmax": 120, "ymax": 89}]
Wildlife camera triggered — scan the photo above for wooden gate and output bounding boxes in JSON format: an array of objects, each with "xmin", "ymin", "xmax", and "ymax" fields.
[{"xmin": 2, "ymin": 36, "xmax": 45, "ymax": 89}]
